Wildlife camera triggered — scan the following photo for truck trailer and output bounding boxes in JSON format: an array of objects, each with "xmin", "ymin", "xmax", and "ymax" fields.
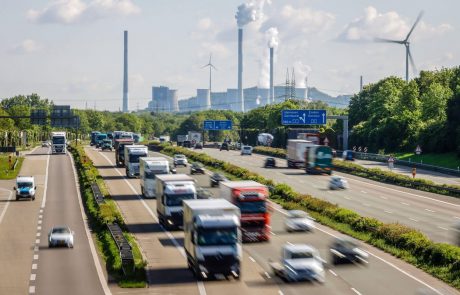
[
  {"xmin": 51, "ymin": 131, "xmax": 67, "ymax": 154},
  {"xmin": 286, "ymin": 139, "xmax": 314, "ymax": 168},
  {"xmin": 139, "ymin": 157, "xmax": 170, "ymax": 198},
  {"xmin": 114, "ymin": 138, "xmax": 133, "ymax": 167},
  {"xmin": 305, "ymin": 145, "xmax": 333, "ymax": 175},
  {"xmin": 220, "ymin": 181, "xmax": 270, "ymax": 242},
  {"xmin": 124, "ymin": 145, "xmax": 148, "ymax": 178},
  {"xmin": 183, "ymin": 199, "xmax": 242, "ymax": 280}
]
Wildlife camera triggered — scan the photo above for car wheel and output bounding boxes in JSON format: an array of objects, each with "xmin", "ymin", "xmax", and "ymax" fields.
[
  {"xmin": 16, "ymin": 196, "xmax": 19, "ymax": 201},
  {"xmin": 32, "ymin": 196, "xmax": 35, "ymax": 201}
]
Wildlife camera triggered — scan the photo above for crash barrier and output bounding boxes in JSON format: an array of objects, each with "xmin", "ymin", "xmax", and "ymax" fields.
[
  {"xmin": 12, "ymin": 158, "xmax": 19, "ymax": 170},
  {"xmin": 107, "ymin": 223, "xmax": 134, "ymax": 275},
  {"xmin": 90, "ymin": 182, "xmax": 106, "ymax": 206}
]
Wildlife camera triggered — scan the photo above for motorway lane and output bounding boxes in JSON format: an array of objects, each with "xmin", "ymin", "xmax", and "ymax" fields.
[
  {"xmin": 33, "ymin": 151, "xmax": 106, "ymax": 295},
  {"xmin": 85, "ymin": 146, "xmax": 281, "ymax": 295},
  {"xmin": 197, "ymin": 148, "xmax": 460, "ymax": 244},
  {"xmin": 0, "ymin": 147, "xmax": 48, "ymax": 294},
  {"xmin": 148, "ymin": 150, "xmax": 459, "ymax": 295}
]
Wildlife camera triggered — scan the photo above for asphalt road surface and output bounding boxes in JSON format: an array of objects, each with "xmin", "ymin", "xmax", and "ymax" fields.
[
  {"xmin": 86, "ymin": 146, "xmax": 459, "ymax": 295},
  {"xmin": 196, "ymin": 148, "xmax": 460, "ymax": 245}
]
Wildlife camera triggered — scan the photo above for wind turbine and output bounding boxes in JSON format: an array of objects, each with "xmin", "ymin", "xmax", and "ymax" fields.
[
  {"xmin": 202, "ymin": 54, "xmax": 217, "ymax": 95},
  {"xmin": 375, "ymin": 11, "xmax": 424, "ymax": 82}
]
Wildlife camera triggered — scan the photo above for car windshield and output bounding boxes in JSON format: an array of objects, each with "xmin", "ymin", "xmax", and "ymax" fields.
[
  {"xmin": 175, "ymin": 155, "xmax": 185, "ymax": 159},
  {"xmin": 129, "ymin": 154, "xmax": 147, "ymax": 163},
  {"xmin": 52, "ymin": 136, "xmax": 65, "ymax": 144},
  {"xmin": 18, "ymin": 182, "xmax": 33, "ymax": 188},
  {"xmin": 337, "ymin": 239, "xmax": 357, "ymax": 249},
  {"xmin": 52, "ymin": 227, "xmax": 70, "ymax": 234},
  {"xmin": 165, "ymin": 193, "xmax": 194, "ymax": 206},
  {"xmin": 243, "ymin": 146, "xmax": 251, "ymax": 150},
  {"xmin": 289, "ymin": 211, "xmax": 309, "ymax": 218},
  {"xmin": 290, "ymin": 251, "xmax": 314, "ymax": 259},
  {"xmin": 193, "ymin": 163, "xmax": 203, "ymax": 168},
  {"xmin": 145, "ymin": 171, "xmax": 168, "ymax": 179},
  {"xmin": 197, "ymin": 227, "xmax": 238, "ymax": 246},
  {"xmin": 213, "ymin": 173, "xmax": 223, "ymax": 180},
  {"xmin": 236, "ymin": 200, "xmax": 266, "ymax": 214}
]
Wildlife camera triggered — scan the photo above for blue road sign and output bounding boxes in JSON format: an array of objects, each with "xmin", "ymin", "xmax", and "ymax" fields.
[
  {"xmin": 281, "ymin": 110, "xmax": 327, "ymax": 125},
  {"xmin": 203, "ymin": 120, "xmax": 233, "ymax": 130}
]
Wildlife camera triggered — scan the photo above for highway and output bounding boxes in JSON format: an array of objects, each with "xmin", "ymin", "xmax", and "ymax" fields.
[
  {"xmin": 196, "ymin": 148, "xmax": 460, "ymax": 245},
  {"xmin": 85, "ymin": 146, "xmax": 459, "ymax": 295},
  {"xmin": 0, "ymin": 147, "xmax": 108, "ymax": 295}
]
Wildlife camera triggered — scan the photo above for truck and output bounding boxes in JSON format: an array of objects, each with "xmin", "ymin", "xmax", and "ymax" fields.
[
  {"xmin": 156, "ymin": 174, "xmax": 196, "ymax": 229},
  {"xmin": 257, "ymin": 133, "xmax": 274, "ymax": 146},
  {"xmin": 305, "ymin": 145, "xmax": 333, "ymax": 175},
  {"xmin": 51, "ymin": 131, "xmax": 67, "ymax": 154},
  {"xmin": 159, "ymin": 135, "xmax": 170, "ymax": 143},
  {"xmin": 297, "ymin": 132, "xmax": 320, "ymax": 145},
  {"xmin": 220, "ymin": 181, "xmax": 270, "ymax": 242},
  {"xmin": 188, "ymin": 131, "xmax": 202, "ymax": 147},
  {"xmin": 286, "ymin": 139, "xmax": 314, "ymax": 168},
  {"xmin": 124, "ymin": 145, "xmax": 148, "ymax": 178},
  {"xmin": 177, "ymin": 135, "xmax": 188, "ymax": 146},
  {"xmin": 90, "ymin": 131, "xmax": 100, "ymax": 146},
  {"xmin": 95, "ymin": 133, "xmax": 108, "ymax": 148},
  {"xmin": 14, "ymin": 176, "xmax": 36, "ymax": 201},
  {"xmin": 183, "ymin": 199, "xmax": 242, "ymax": 280},
  {"xmin": 139, "ymin": 157, "xmax": 170, "ymax": 198},
  {"xmin": 114, "ymin": 138, "xmax": 133, "ymax": 167}
]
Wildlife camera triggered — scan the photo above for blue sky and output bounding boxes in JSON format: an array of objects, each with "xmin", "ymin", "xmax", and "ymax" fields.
[{"xmin": 1, "ymin": 0, "xmax": 458, "ymax": 111}]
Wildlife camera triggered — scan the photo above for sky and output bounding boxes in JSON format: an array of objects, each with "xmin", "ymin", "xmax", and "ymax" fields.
[{"xmin": 1, "ymin": 0, "xmax": 459, "ymax": 111}]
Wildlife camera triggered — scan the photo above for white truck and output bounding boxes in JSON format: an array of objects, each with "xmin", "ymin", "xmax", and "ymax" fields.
[
  {"xmin": 286, "ymin": 139, "xmax": 314, "ymax": 168},
  {"xmin": 156, "ymin": 174, "xmax": 196, "ymax": 229},
  {"xmin": 159, "ymin": 135, "xmax": 170, "ymax": 143},
  {"xmin": 14, "ymin": 176, "xmax": 36, "ymax": 201},
  {"xmin": 188, "ymin": 131, "xmax": 202, "ymax": 146},
  {"xmin": 177, "ymin": 135, "xmax": 188, "ymax": 146},
  {"xmin": 139, "ymin": 157, "xmax": 170, "ymax": 198},
  {"xmin": 51, "ymin": 131, "xmax": 67, "ymax": 154},
  {"xmin": 257, "ymin": 133, "xmax": 274, "ymax": 146},
  {"xmin": 124, "ymin": 145, "xmax": 148, "ymax": 178},
  {"xmin": 183, "ymin": 199, "xmax": 242, "ymax": 280}
]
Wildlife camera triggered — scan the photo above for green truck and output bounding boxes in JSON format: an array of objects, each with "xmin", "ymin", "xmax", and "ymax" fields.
[{"xmin": 305, "ymin": 145, "xmax": 333, "ymax": 175}]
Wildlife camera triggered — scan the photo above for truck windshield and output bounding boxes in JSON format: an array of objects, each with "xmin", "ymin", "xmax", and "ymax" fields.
[
  {"xmin": 236, "ymin": 200, "xmax": 266, "ymax": 214},
  {"xmin": 18, "ymin": 182, "xmax": 33, "ymax": 188},
  {"xmin": 145, "ymin": 171, "xmax": 168, "ymax": 179},
  {"xmin": 165, "ymin": 193, "xmax": 194, "ymax": 206},
  {"xmin": 52, "ymin": 136, "xmax": 65, "ymax": 144},
  {"xmin": 197, "ymin": 227, "xmax": 238, "ymax": 246},
  {"xmin": 128, "ymin": 153, "xmax": 147, "ymax": 163}
]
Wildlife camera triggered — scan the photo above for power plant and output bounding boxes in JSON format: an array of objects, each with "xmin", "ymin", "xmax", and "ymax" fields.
[
  {"xmin": 122, "ymin": 30, "xmax": 129, "ymax": 113},
  {"xmin": 269, "ymin": 46, "xmax": 274, "ymax": 104},
  {"xmin": 238, "ymin": 28, "xmax": 244, "ymax": 112}
]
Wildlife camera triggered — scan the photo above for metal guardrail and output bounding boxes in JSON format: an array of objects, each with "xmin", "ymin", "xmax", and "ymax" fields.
[
  {"xmin": 90, "ymin": 182, "xmax": 105, "ymax": 206},
  {"xmin": 107, "ymin": 223, "xmax": 134, "ymax": 274}
]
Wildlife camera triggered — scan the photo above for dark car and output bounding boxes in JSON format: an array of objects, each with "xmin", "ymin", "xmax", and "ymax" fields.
[
  {"xmin": 183, "ymin": 140, "xmax": 192, "ymax": 148},
  {"xmin": 210, "ymin": 172, "xmax": 228, "ymax": 187},
  {"xmin": 264, "ymin": 157, "xmax": 276, "ymax": 168},
  {"xmin": 190, "ymin": 162, "xmax": 205, "ymax": 175},
  {"xmin": 220, "ymin": 142, "xmax": 229, "ymax": 151},
  {"xmin": 342, "ymin": 150, "xmax": 355, "ymax": 161},
  {"xmin": 196, "ymin": 187, "xmax": 213, "ymax": 199},
  {"xmin": 194, "ymin": 142, "xmax": 203, "ymax": 149},
  {"xmin": 330, "ymin": 237, "xmax": 369, "ymax": 265},
  {"xmin": 101, "ymin": 139, "xmax": 113, "ymax": 151}
]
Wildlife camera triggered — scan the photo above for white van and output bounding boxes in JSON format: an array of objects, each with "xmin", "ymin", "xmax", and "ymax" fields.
[{"xmin": 241, "ymin": 145, "xmax": 253, "ymax": 155}]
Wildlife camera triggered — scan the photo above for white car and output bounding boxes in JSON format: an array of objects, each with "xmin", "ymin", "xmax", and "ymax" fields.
[
  {"xmin": 285, "ymin": 210, "xmax": 314, "ymax": 232},
  {"xmin": 329, "ymin": 176, "xmax": 348, "ymax": 190},
  {"xmin": 173, "ymin": 154, "xmax": 188, "ymax": 167},
  {"xmin": 48, "ymin": 226, "xmax": 74, "ymax": 248},
  {"xmin": 14, "ymin": 176, "xmax": 36, "ymax": 201},
  {"xmin": 241, "ymin": 145, "xmax": 252, "ymax": 155}
]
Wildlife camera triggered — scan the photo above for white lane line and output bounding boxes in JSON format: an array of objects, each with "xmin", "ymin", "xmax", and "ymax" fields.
[
  {"xmin": 41, "ymin": 151, "xmax": 51, "ymax": 209},
  {"xmin": 351, "ymin": 288, "xmax": 362, "ymax": 295},
  {"xmin": 33, "ymin": 254, "xmax": 38, "ymax": 260},
  {"xmin": 29, "ymin": 286, "xmax": 35, "ymax": 294},
  {"xmin": 35, "ymin": 239, "xmax": 40, "ymax": 244},
  {"xmin": 36, "ymin": 232, "xmax": 40, "ymax": 237},
  {"xmin": 38, "ymin": 220, "xmax": 42, "ymax": 225},
  {"xmin": 32, "ymin": 264, "xmax": 37, "ymax": 270},
  {"xmin": 270, "ymin": 231, "xmax": 276, "ymax": 236},
  {"xmin": 329, "ymin": 269, "xmax": 338, "ymax": 276},
  {"xmin": 249, "ymin": 256, "xmax": 256, "ymax": 262},
  {"xmin": 379, "ymin": 196, "xmax": 388, "ymax": 200},
  {"xmin": 437, "ymin": 226, "xmax": 449, "ymax": 231},
  {"xmin": 454, "ymin": 216, "xmax": 460, "ymax": 220},
  {"xmin": 68, "ymin": 152, "xmax": 112, "ymax": 295},
  {"xmin": 39, "ymin": 208, "xmax": 43, "ymax": 213},
  {"xmin": 38, "ymin": 215, "xmax": 42, "ymax": 219},
  {"xmin": 362, "ymin": 203, "xmax": 371, "ymax": 207},
  {"xmin": 264, "ymin": 271, "xmax": 271, "ymax": 279},
  {"xmin": 278, "ymin": 290, "xmax": 284, "ymax": 295},
  {"xmin": 409, "ymin": 218, "xmax": 419, "ymax": 222},
  {"xmin": 268, "ymin": 202, "xmax": 443, "ymax": 295},
  {"xmin": 30, "ymin": 274, "xmax": 36, "ymax": 281},
  {"xmin": 400, "ymin": 202, "xmax": 409, "ymax": 206},
  {"xmin": 33, "ymin": 246, "xmax": 38, "ymax": 252},
  {"xmin": 98, "ymin": 151, "xmax": 207, "ymax": 295},
  {"xmin": 37, "ymin": 226, "xmax": 41, "ymax": 231},
  {"xmin": 0, "ymin": 189, "xmax": 13, "ymax": 225},
  {"xmin": 360, "ymin": 190, "xmax": 367, "ymax": 194},
  {"xmin": 425, "ymin": 209, "xmax": 436, "ymax": 213},
  {"xmin": 286, "ymin": 241, "xmax": 294, "ymax": 246},
  {"xmin": 344, "ymin": 196, "xmax": 352, "ymax": 200},
  {"xmin": 384, "ymin": 210, "xmax": 393, "ymax": 214}
]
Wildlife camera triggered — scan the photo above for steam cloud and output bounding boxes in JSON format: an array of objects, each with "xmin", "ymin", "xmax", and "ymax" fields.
[
  {"xmin": 266, "ymin": 27, "xmax": 279, "ymax": 48},
  {"xmin": 258, "ymin": 27, "xmax": 279, "ymax": 88},
  {"xmin": 235, "ymin": 0, "xmax": 269, "ymax": 27}
]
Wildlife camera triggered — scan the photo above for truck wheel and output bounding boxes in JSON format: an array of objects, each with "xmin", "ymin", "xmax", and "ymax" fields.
[{"xmin": 16, "ymin": 196, "xmax": 19, "ymax": 201}]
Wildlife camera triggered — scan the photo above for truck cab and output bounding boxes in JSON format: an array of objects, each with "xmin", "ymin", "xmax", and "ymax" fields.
[
  {"xmin": 114, "ymin": 138, "xmax": 133, "ymax": 167},
  {"xmin": 124, "ymin": 145, "xmax": 148, "ymax": 177},
  {"xmin": 95, "ymin": 133, "xmax": 108, "ymax": 148},
  {"xmin": 139, "ymin": 157, "xmax": 170, "ymax": 198},
  {"xmin": 14, "ymin": 176, "xmax": 36, "ymax": 201},
  {"xmin": 183, "ymin": 199, "xmax": 242, "ymax": 280}
]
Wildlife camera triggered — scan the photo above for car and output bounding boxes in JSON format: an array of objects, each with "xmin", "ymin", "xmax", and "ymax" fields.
[
  {"xmin": 264, "ymin": 157, "xmax": 276, "ymax": 168},
  {"xmin": 173, "ymin": 154, "xmax": 188, "ymax": 167},
  {"xmin": 14, "ymin": 176, "xmax": 36, "ymax": 201},
  {"xmin": 190, "ymin": 162, "xmax": 205, "ymax": 175},
  {"xmin": 220, "ymin": 142, "xmax": 229, "ymax": 151},
  {"xmin": 241, "ymin": 145, "xmax": 252, "ymax": 155},
  {"xmin": 101, "ymin": 139, "xmax": 113, "ymax": 151},
  {"xmin": 285, "ymin": 210, "xmax": 314, "ymax": 232},
  {"xmin": 196, "ymin": 187, "xmax": 213, "ymax": 199},
  {"xmin": 342, "ymin": 150, "xmax": 355, "ymax": 161},
  {"xmin": 48, "ymin": 226, "xmax": 74, "ymax": 248},
  {"xmin": 41, "ymin": 141, "xmax": 49, "ymax": 147},
  {"xmin": 194, "ymin": 142, "xmax": 203, "ymax": 149},
  {"xmin": 210, "ymin": 172, "xmax": 228, "ymax": 187},
  {"xmin": 330, "ymin": 237, "xmax": 368, "ymax": 265},
  {"xmin": 170, "ymin": 165, "xmax": 177, "ymax": 174},
  {"xmin": 329, "ymin": 176, "xmax": 348, "ymax": 190}
]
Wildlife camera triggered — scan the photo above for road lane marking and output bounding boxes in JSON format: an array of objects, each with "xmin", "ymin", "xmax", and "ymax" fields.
[
  {"xmin": 35, "ymin": 239, "xmax": 40, "ymax": 244},
  {"xmin": 409, "ymin": 218, "xmax": 419, "ymax": 222},
  {"xmin": 68, "ymin": 152, "xmax": 112, "ymax": 295},
  {"xmin": 329, "ymin": 270, "xmax": 338, "ymax": 276},
  {"xmin": 264, "ymin": 271, "xmax": 271, "ymax": 278},
  {"xmin": 437, "ymin": 226, "xmax": 449, "ymax": 231},
  {"xmin": 362, "ymin": 203, "xmax": 371, "ymax": 207},
  {"xmin": 351, "ymin": 288, "xmax": 362, "ymax": 295},
  {"xmin": 38, "ymin": 215, "xmax": 42, "ymax": 219},
  {"xmin": 33, "ymin": 246, "xmax": 38, "ymax": 251},
  {"xmin": 360, "ymin": 190, "xmax": 367, "ymax": 194},
  {"xmin": 98, "ymin": 151, "xmax": 207, "ymax": 295},
  {"xmin": 41, "ymin": 151, "xmax": 51, "ymax": 209},
  {"xmin": 37, "ymin": 226, "xmax": 41, "ymax": 231},
  {"xmin": 29, "ymin": 286, "xmax": 35, "ymax": 294},
  {"xmin": 379, "ymin": 196, "xmax": 388, "ymax": 200},
  {"xmin": 278, "ymin": 291, "xmax": 284, "ymax": 295},
  {"xmin": 425, "ymin": 209, "xmax": 436, "ymax": 213},
  {"xmin": 344, "ymin": 196, "xmax": 352, "ymax": 200},
  {"xmin": 32, "ymin": 264, "xmax": 37, "ymax": 270},
  {"xmin": 33, "ymin": 254, "xmax": 38, "ymax": 260},
  {"xmin": 454, "ymin": 216, "xmax": 460, "ymax": 220},
  {"xmin": 36, "ymin": 232, "xmax": 40, "ymax": 237},
  {"xmin": 249, "ymin": 256, "xmax": 256, "ymax": 262},
  {"xmin": 270, "ymin": 231, "xmax": 276, "ymax": 236},
  {"xmin": 0, "ymin": 189, "xmax": 12, "ymax": 225},
  {"xmin": 30, "ymin": 274, "xmax": 36, "ymax": 281},
  {"xmin": 384, "ymin": 210, "xmax": 393, "ymax": 214},
  {"xmin": 38, "ymin": 220, "xmax": 42, "ymax": 225},
  {"xmin": 400, "ymin": 202, "xmax": 409, "ymax": 206}
]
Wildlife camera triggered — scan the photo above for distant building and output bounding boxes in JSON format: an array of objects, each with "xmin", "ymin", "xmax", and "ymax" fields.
[{"xmin": 149, "ymin": 86, "xmax": 179, "ymax": 113}]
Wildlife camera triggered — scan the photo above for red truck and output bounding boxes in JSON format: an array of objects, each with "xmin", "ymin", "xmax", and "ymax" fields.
[
  {"xmin": 220, "ymin": 181, "xmax": 270, "ymax": 242},
  {"xmin": 114, "ymin": 138, "xmax": 134, "ymax": 167}
]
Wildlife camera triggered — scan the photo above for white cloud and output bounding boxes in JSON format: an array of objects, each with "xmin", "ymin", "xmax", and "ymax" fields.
[
  {"xmin": 338, "ymin": 6, "xmax": 453, "ymax": 42},
  {"xmin": 197, "ymin": 17, "xmax": 212, "ymax": 31},
  {"xmin": 9, "ymin": 39, "xmax": 42, "ymax": 54},
  {"xmin": 27, "ymin": 0, "xmax": 140, "ymax": 24}
]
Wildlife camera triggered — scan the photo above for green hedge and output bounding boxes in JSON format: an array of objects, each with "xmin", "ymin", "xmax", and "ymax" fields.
[
  {"xmin": 69, "ymin": 144, "xmax": 147, "ymax": 287},
  {"xmin": 159, "ymin": 144, "xmax": 460, "ymax": 289}
]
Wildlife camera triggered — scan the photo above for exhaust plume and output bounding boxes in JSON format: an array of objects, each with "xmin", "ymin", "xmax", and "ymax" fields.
[
  {"xmin": 266, "ymin": 27, "xmax": 279, "ymax": 48},
  {"xmin": 258, "ymin": 27, "xmax": 279, "ymax": 90},
  {"xmin": 235, "ymin": 0, "xmax": 268, "ymax": 27}
]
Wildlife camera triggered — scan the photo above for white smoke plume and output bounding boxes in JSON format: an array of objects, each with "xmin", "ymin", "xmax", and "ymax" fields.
[
  {"xmin": 293, "ymin": 61, "xmax": 311, "ymax": 88},
  {"xmin": 258, "ymin": 27, "xmax": 279, "ymax": 88},
  {"xmin": 266, "ymin": 27, "xmax": 279, "ymax": 48},
  {"xmin": 235, "ymin": 0, "xmax": 270, "ymax": 28}
]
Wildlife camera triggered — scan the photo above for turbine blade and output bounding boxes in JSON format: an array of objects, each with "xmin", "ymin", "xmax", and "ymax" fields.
[
  {"xmin": 202, "ymin": 64, "xmax": 209, "ymax": 68},
  {"xmin": 408, "ymin": 47, "xmax": 418, "ymax": 75},
  {"xmin": 374, "ymin": 37, "xmax": 404, "ymax": 44},
  {"xmin": 209, "ymin": 53, "xmax": 212, "ymax": 64},
  {"xmin": 405, "ymin": 11, "xmax": 424, "ymax": 41},
  {"xmin": 211, "ymin": 64, "xmax": 217, "ymax": 71}
]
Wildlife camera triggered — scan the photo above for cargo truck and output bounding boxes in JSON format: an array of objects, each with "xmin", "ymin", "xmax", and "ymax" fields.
[
  {"xmin": 305, "ymin": 145, "xmax": 333, "ymax": 175},
  {"xmin": 114, "ymin": 138, "xmax": 133, "ymax": 167},
  {"xmin": 220, "ymin": 181, "xmax": 270, "ymax": 242},
  {"xmin": 183, "ymin": 199, "xmax": 242, "ymax": 280},
  {"xmin": 286, "ymin": 139, "xmax": 314, "ymax": 168},
  {"xmin": 139, "ymin": 157, "xmax": 170, "ymax": 198},
  {"xmin": 51, "ymin": 131, "xmax": 67, "ymax": 154},
  {"xmin": 124, "ymin": 145, "xmax": 148, "ymax": 178},
  {"xmin": 177, "ymin": 135, "xmax": 187, "ymax": 146},
  {"xmin": 156, "ymin": 174, "xmax": 196, "ymax": 229},
  {"xmin": 90, "ymin": 131, "xmax": 100, "ymax": 146},
  {"xmin": 188, "ymin": 131, "xmax": 202, "ymax": 146},
  {"xmin": 95, "ymin": 133, "xmax": 108, "ymax": 148}
]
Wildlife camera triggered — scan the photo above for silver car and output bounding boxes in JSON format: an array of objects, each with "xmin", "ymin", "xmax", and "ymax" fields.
[
  {"xmin": 48, "ymin": 226, "xmax": 74, "ymax": 248},
  {"xmin": 329, "ymin": 176, "xmax": 348, "ymax": 190},
  {"xmin": 285, "ymin": 210, "xmax": 315, "ymax": 232}
]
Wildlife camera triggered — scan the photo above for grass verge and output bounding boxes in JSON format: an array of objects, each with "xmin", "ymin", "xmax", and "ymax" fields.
[
  {"xmin": 0, "ymin": 155, "xmax": 24, "ymax": 180},
  {"xmin": 394, "ymin": 152, "xmax": 460, "ymax": 170}
]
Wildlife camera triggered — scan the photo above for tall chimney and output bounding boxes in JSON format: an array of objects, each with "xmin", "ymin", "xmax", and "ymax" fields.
[
  {"xmin": 269, "ymin": 47, "xmax": 274, "ymax": 104},
  {"xmin": 123, "ymin": 30, "xmax": 129, "ymax": 113},
  {"xmin": 360, "ymin": 75, "xmax": 363, "ymax": 92},
  {"xmin": 238, "ymin": 28, "xmax": 244, "ymax": 112}
]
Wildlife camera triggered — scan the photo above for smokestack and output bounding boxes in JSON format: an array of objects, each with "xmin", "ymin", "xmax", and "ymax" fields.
[
  {"xmin": 238, "ymin": 28, "xmax": 244, "ymax": 112},
  {"xmin": 360, "ymin": 75, "xmax": 363, "ymax": 92},
  {"xmin": 269, "ymin": 47, "xmax": 274, "ymax": 104},
  {"xmin": 123, "ymin": 30, "xmax": 129, "ymax": 113}
]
